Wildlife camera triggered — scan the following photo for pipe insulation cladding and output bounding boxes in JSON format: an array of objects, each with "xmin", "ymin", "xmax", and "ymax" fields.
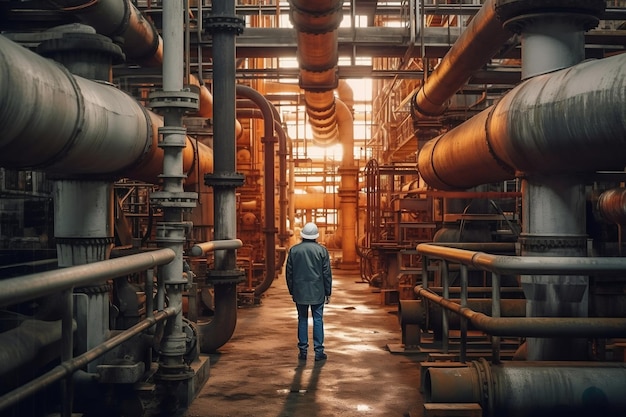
[
  {"xmin": 425, "ymin": 359, "xmax": 626, "ymax": 417},
  {"xmin": 418, "ymin": 53, "xmax": 626, "ymax": 190},
  {"xmin": 0, "ymin": 34, "xmax": 213, "ymax": 182},
  {"xmin": 0, "ymin": 35, "xmax": 150, "ymax": 173}
]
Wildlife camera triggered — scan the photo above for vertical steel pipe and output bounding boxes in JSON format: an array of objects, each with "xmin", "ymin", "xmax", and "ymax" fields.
[
  {"xmin": 199, "ymin": 0, "xmax": 246, "ymax": 353},
  {"xmin": 150, "ymin": 0, "xmax": 198, "ymax": 378}
]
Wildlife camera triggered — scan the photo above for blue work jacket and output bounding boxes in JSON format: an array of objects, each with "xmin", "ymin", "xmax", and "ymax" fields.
[{"xmin": 286, "ymin": 240, "xmax": 332, "ymax": 305}]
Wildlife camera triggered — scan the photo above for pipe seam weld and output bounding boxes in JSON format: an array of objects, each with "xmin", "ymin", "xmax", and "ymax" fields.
[{"xmin": 33, "ymin": 63, "xmax": 86, "ymax": 170}]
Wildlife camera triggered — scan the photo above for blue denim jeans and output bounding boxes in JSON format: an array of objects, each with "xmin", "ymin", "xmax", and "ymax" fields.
[{"xmin": 296, "ymin": 303, "xmax": 324, "ymax": 356}]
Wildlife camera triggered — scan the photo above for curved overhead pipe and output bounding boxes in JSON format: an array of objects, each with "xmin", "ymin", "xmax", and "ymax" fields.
[
  {"xmin": 47, "ymin": 0, "xmax": 162, "ymax": 66},
  {"xmin": 0, "ymin": 35, "xmax": 212, "ymax": 184},
  {"xmin": 418, "ymin": 53, "xmax": 626, "ymax": 190},
  {"xmin": 289, "ymin": 0, "xmax": 342, "ymax": 143},
  {"xmin": 410, "ymin": 0, "xmax": 514, "ymax": 121},
  {"xmin": 47, "ymin": 0, "xmax": 245, "ymax": 138},
  {"xmin": 235, "ymin": 84, "xmax": 277, "ymax": 298}
]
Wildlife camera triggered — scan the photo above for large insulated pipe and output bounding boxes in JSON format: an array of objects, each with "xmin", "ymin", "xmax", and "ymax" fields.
[
  {"xmin": 289, "ymin": 0, "xmax": 342, "ymax": 143},
  {"xmin": 411, "ymin": 0, "xmax": 513, "ymax": 120},
  {"xmin": 0, "ymin": 319, "xmax": 74, "ymax": 376},
  {"xmin": 0, "ymin": 307, "xmax": 177, "ymax": 413},
  {"xmin": 235, "ymin": 85, "xmax": 277, "ymax": 298},
  {"xmin": 45, "ymin": 0, "xmax": 215, "ymax": 118},
  {"xmin": 425, "ymin": 359, "xmax": 626, "ymax": 417},
  {"xmin": 0, "ymin": 35, "xmax": 212, "ymax": 183},
  {"xmin": 418, "ymin": 53, "xmax": 626, "ymax": 191}
]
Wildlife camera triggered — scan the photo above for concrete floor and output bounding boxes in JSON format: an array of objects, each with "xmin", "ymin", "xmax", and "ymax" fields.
[{"xmin": 183, "ymin": 270, "xmax": 425, "ymax": 417}]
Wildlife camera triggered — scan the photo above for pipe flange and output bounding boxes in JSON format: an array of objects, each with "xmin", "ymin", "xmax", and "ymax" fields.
[
  {"xmin": 37, "ymin": 32, "xmax": 125, "ymax": 65},
  {"xmin": 474, "ymin": 358, "xmax": 494, "ymax": 416},
  {"xmin": 149, "ymin": 89, "xmax": 200, "ymax": 112},
  {"xmin": 54, "ymin": 237, "xmax": 115, "ymax": 249},
  {"xmin": 158, "ymin": 126, "xmax": 187, "ymax": 148},
  {"xmin": 204, "ymin": 172, "xmax": 245, "ymax": 189},
  {"xmin": 150, "ymin": 191, "xmax": 198, "ymax": 209},
  {"xmin": 299, "ymin": 79, "xmax": 339, "ymax": 92},
  {"xmin": 74, "ymin": 283, "xmax": 113, "ymax": 294},
  {"xmin": 204, "ymin": 15, "xmax": 245, "ymax": 35},
  {"xmin": 206, "ymin": 269, "xmax": 246, "ymax": 284},
  {"xmin": 494, "ymin": 0, "xmax": 605, "ymax": 33},
  {"xmin": 154, "ymin": 363, "xmax": 194, "ymax": 382},
  {"xmin": 154, "ymin": 222, "xmax": 189, "ymax": 245},
  {"xmin": 518, "ymin": 235, "xmax": 587, "ymax": 253}
]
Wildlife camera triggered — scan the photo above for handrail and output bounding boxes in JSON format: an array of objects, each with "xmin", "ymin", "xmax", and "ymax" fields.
[
  {"xmin": 414, "ymin": 286, "xmax": 626, "ymax": 338},
  {"xmin": 0, "ymin": 307, "xmax": 177, "ymax": 412},
  {"xmin": 415, "ymin": 243, "xmax": 626, "ymax": 362},
  {"xmin": 0, "ymin": 248, "xmax": 177, "ymax": 413},
  {"xmin": 0, "ymin": 248, "xmax": 176, "ymax": 308},
  {"xmin": 417, "ymin": 243, "xmax": 626, "ymax": 275}
]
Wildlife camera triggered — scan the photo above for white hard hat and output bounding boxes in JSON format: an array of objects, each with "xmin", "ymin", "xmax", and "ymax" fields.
[{"xmin": 300, "ymin": 222, "xmax": 319, "ymax": 240}]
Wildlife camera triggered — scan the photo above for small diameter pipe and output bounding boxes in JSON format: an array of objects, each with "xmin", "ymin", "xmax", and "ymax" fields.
[
  {"xmin": 415, "ymin": 286, "xmax": 626, "ymax": 338},
  {"xmin": 190, "ymin": 239, "xmax": 243, "ymax": 257},
  {"xmin": 0, "ymin": 307, "xmax": 177, "ymax": 412},
  {"xmin": 0, "ymin": 249, "xmax": 176, "ymax": 308}
]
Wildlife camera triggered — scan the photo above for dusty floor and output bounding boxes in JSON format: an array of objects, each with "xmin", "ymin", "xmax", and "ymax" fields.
[{"xmin": 183, "ymin": 269, "xmax": 425, "ymax": 417}]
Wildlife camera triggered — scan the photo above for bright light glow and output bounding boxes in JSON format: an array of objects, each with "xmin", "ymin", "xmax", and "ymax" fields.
[
  {"xmin": 303, "ymin": 144, "xmax": 343, "ymax": 161},
  {"xmin": 344, "ymin": 78, "xmax": 372, "ymax": 102},
  {"xmin": 356, "ymin": 404, "xmax": 372, "ymax": 411}
]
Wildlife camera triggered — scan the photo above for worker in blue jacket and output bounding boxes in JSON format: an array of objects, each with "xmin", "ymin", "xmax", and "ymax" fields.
[{"xmin": 286, "ymin": 222, "xmax": 333, "ymax": 361}]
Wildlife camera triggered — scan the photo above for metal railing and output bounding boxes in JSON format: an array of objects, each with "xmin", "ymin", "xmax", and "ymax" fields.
[
  {"xmin": 0, "ymin": 248, "xmax": 177, "ymax": 414},
  {"xmin": 416, "ymin": 243, "xmax": 626, "ymax": 363}
]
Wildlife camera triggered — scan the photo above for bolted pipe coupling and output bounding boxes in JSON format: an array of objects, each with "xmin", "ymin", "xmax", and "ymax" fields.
[
  {"xmin": 206, "ymin": 269, "xmax": 246, "ymax": 285},
  {"xmin": 494, "ymin": 0, "xmax": 605, "ymax": 33},
  {"xmin": 149, "ymin": 89, "xmax": 199, "ymax": 112}
]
